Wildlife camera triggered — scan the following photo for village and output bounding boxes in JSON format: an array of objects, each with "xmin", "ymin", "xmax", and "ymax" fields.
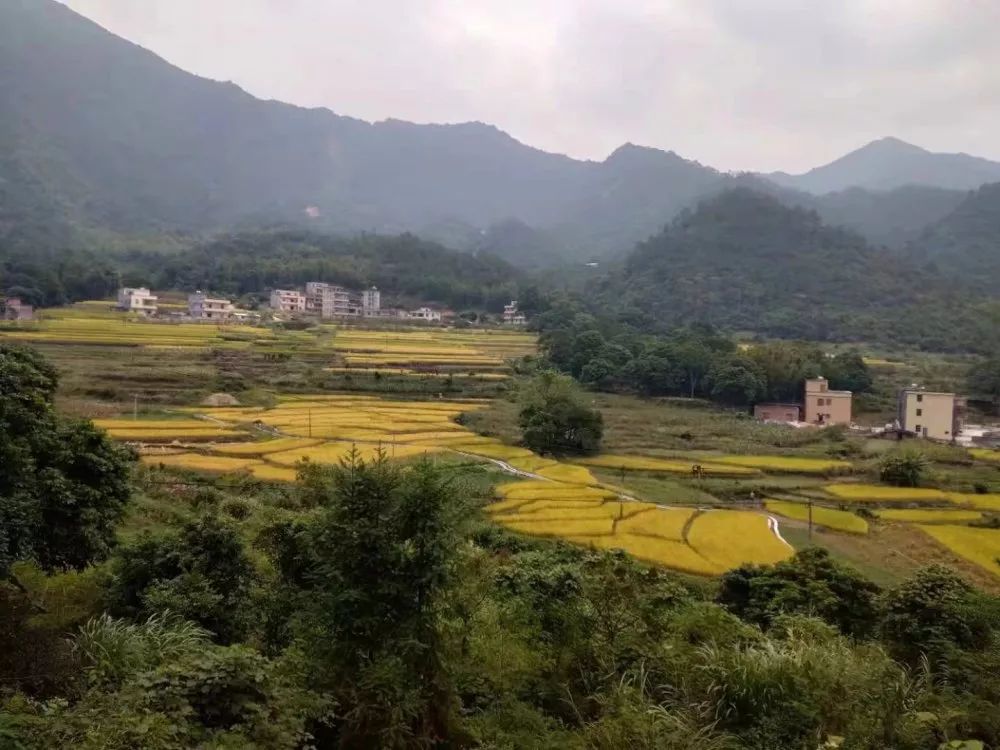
[{"xmin": 112, "ymin": 284, "xmax": 528, "ymax": 326}]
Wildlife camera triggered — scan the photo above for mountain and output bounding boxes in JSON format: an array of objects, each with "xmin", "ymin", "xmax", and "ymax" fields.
[
  {"xmin": 0, "ymin": 0, "xmax": 722, "ymax": 263},
  {"xmin": 768, "ymin": 137, "xmax": 1000, "ymax": 194},
  {"xmin": 908, "ymin": 182, "xmax": 1000, "ymax": 291},
  {"xmin": 590, "ymin": 188, "xmax": 993, "ymax": 348},
  {"xmin": 2, "ymin": 0, "xmax": 998, "ymax": 271}
]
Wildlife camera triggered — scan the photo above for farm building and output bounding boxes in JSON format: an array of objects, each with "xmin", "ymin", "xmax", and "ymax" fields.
[
  {"xmin": 116, "ymin": 287, "xmax": 158, "ymax": 315},
  {"xmin": 188, "ymin": 292, "xmax": 234, "ymax": 320},
  {"xmin": 0, "ymin": 297, "xmax": 33, "ymax": 321},
  {"xmin": 269, "ymin": 289, "xmax": 307, "ymax": 313},
  {"xmin": 503, "ymin": 300, "xmax": 527, "ymax": 325},
  {"xmin": 409, "ymin": 307, "xmax": 442, "ymax": 322},
  {"xmin": 804, "ymin": 377, "xmax": 852, "ymax": 426},
  {"xmin": 897, "ymin": 387, "xmax": 965, "ymax": 441}
]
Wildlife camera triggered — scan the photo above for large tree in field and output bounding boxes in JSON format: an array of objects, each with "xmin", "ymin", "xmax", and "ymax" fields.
[
  {"xmin": 0, "ymin": 345, "xmax": 134, "ymax": 583},
  {"xmin": 518, "ymin": 371, "xmax": 603, "ymax": 455}
]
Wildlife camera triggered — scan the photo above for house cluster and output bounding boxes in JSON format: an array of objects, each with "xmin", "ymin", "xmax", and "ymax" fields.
[
  {"xmin": 0, "ymin": 296, "xmax": 34, "ymax": 321},
  {"xmin": 754, "ymin": 376, "xmax": 971, "ymax": 444},
  {"xmin": 116, "ymin": 287, "xmax": 256, "ymax": 322},
  {"xmin": 268, "ymin": 283, "xmax": 447, "ymax": 323}
]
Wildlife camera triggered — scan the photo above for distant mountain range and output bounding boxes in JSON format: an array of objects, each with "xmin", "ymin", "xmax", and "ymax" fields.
[{"xmin": 1, "ymin": 0, "xmax": 999, "ymax": 279}]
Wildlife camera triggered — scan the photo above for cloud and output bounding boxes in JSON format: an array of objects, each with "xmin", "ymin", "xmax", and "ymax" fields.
[{"xmin": 58, "ymin": 0, "xmax": 1000, "ymax": 172}]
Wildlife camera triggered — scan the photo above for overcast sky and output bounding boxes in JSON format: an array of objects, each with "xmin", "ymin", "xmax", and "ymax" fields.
[{"xmin": 59, "ymin": 0, "xmax": 1000, "ymax": 173}]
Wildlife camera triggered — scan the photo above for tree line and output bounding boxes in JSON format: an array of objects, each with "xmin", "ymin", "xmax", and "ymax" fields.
[{"xmin": 531, "ymin": 296, "xmax": 873, "ymax": 408}]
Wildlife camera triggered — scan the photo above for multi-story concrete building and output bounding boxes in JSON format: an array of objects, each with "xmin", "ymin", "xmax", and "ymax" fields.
[
  {"xmin": 117, "ymin": 287, "xmax": 158, "ymax": 315},
  {"xmin": 0, "ymin": 297, "xmax": 33, "ymax": 321},
  {"xmin": 188, "ymin": 292, "xmax": 234, "ymax": 321},
  {"xmin": 897, "ymin": 388, "xmax": 965, "ymax": 441},
  {"xmin": 269, "ymin": 289, "xmax": 306, "ymax": 313},
  {"xmin": 305, "ymin": 282, "xmax": 352, "ymax": 318},
  {"xmin": 503, "ymin": 300, "xmax": 526, "ymax": 325},
  {"xmin": 409, "ymin": 307, "xmax": 442, "ymax": 323},
  {"xmin": 362, "ymin": 287, "xmax": 381, "ymax": 315},
  {"xmin": 803, "ymin": 377, "xmax": 852, "ymax": 426}
]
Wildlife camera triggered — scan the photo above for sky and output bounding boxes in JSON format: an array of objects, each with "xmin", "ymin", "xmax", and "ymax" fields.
[{"xmin": 59, "ymin": 0, "xmax": 1000, "ymax": 173}]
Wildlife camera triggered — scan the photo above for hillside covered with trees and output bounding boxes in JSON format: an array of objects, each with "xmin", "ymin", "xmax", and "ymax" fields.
[{"xmin": 587, "ymin": 189, "xmax": 1000, "ymax": 352}]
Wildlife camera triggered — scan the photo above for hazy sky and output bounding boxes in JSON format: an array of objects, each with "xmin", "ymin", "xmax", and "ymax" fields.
[{"xmin": 59, "ymin": 0, "xmax": 1000, "ymax": 173}]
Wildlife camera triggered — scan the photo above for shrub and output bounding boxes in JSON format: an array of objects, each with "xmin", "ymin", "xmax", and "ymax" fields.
[
  {"xmin": 879, "ymin": 450, "xmax": 928, "ymax": 487},
  {"xmin": 518, "ymin": 371, "xmax": 603, "ymax": 455}
]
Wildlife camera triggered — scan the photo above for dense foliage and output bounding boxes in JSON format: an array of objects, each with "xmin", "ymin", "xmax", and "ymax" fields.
[
  {"xmin": 585, "ymin": 189, "xmax": 1000, "ymax": 352},
  {"xmin": 0, "ymin": 345, "xmax": 134, "ymax": 581},
  {"xmin": 117, "ymin": 229, "xmax": 527, "ymax": 313},
  {"xmin": 518, "ymin": 372, "xmax": 604, "ymax": 455},
  {"xmin": 533, "ymin": 299, "xmax": 874, "ymax": 409}
]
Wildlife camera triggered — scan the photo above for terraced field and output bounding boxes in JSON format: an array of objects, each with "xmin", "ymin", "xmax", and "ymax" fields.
[{"xmin": 0, "ymin": 302, "xmax": 536, "ymax": 374}]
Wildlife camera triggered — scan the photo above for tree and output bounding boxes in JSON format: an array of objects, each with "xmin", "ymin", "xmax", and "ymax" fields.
[
  {"xmin": 107, "ymin": 515, "xmax": 256, "ymax": 644},
  {"xmin": 881, "ymin": 565, "xmax": 994, "ymax": 665},
  {"xmin": 707, "ymin": 359, "xmax": 766, "ymax": 406},
  {"xmin": 717, "ymin": 548, "xmax": 882, "ymax": 638},
  {"xmin": 292, "ymin": 451, "xmax": 463, "ymax": 745},
  {"xmin": 518, "ymin": 371, "xmax": 603, "ymax": 455},
  {"xmin": 879, "ymin": 450, "xmax": 928, "ymax": 487},
  {"xmin": 0, "ymin": 345, "xmax": 134, "ymax": 581}
]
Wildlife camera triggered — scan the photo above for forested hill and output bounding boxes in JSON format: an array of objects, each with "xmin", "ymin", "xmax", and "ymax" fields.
[
  {"xmin": 3, "ymin": 0, "xmax": 992, "ymax": 267},
  {"xmin": 591, "ymin": 189, "xmax": 1000, "ymax": 352},
  {"xmin": 908, "ymin": 182, "xmax": 1000, "ymax": 292},
  {"xmin": 118, "ymin": 230, "xmax": 528, "ymax": 312}
]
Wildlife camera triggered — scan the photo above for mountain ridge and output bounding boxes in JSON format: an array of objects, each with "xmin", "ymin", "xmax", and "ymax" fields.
[{"xmin": 2, "ymin": 0, "xmax": 999, "ymax": 267}]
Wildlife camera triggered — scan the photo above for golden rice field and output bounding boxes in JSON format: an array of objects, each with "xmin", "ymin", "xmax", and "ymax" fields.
[
  {"xmin": 713, "ymin": 455, "xmax": 852, "ymax": 474},
  {"xmin": 1, "ymin": 302, "xmax": 536, "ymax": 373},
  {"xmin": 970, "ymin": 448, "xmax": 1000, "ymax": 463},
  {"xmin": 576, "ymin": 453, "xmax": 759, "ymax": 477},
  {"xmin": 487, "ymin": 472, "xmax": 792, "ymax": 576},
  {"xmin": 764, "ymin": 500, "xmax": 869, "ymax": 535},
  {"xmin": 951, "ymin": 494, "xmax": 1000, "ymax": 512},
  {"xmin": 917, "ymin": 525, "xmax": 1000, "ymax": 576},
  {"xmin": 875, "ymin": 508, "xmax": 984, "ymax": 523},
  {"xmin": 822, "ymin": 484, "xmax": 952, "ymax": 503},
  {"xmin": 686, "ymin": 510, "xmax": 792, "ymax": 570}
]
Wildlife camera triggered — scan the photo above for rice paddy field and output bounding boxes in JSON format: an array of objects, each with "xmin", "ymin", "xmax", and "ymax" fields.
[
  {"xmin": 15, "ymin": 308, "xmax": 1000, "ymax": 583},
  {"xmin": 0, "ymin": 301, "xmax": 536, "ymax": 373}
]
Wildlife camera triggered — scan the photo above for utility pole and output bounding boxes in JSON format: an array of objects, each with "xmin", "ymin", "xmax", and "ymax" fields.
[
  {"xmin": 308, "ymin": 409, "xmax": 312, "ymax": 438},
  {"xmin": 808, "ymin": 500, "xmax": 814, "ymax": 542},
  {"xmin": 133, "ymin": 393, "xmax": 138, "ymax": 421}
]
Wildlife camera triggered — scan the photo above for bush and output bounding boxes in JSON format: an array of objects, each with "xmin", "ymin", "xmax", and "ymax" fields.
[
  {"xmin": 518, "ymin": 371, "xmax": 603, "ymax": 455},
  {"xmin": 879, "ymin": 450, "xmax": 928, "ymax": 487}
]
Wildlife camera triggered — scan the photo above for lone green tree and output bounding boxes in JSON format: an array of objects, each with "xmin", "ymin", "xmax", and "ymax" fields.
[
  {"xmin": 518, "ymin": 371, "xmax": 603, "ymax": 455},
  {"xmin": 879, "ymin": 449, "xmax": 928, "ymax": 487},
  {"xmin": 0, "ymin": 345, "xmax": 134, "ymax": 583}
]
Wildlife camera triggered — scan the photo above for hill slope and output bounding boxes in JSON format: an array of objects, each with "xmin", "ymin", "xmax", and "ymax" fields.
[
  {"xmin": 591, "ymin": 189, "xmax": 996, "ymax": 349},
  {"xmin": 908, "ymin": 182, "xmax": 1000, "ymax": 291},
  {"xmin": 768, "ymin": 137, "xmax": 1000, "ymax": 194}
]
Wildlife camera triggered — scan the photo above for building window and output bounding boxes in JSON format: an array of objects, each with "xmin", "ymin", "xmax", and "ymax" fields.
[
  {"xmin": 916, "ymin": 394, "xmax": 923, "ymax": 403},
  {"xmin": 916, "ymin": 408, "xmax": 922, "ymax": 417},
  {"xmin": 914, "ymin": 424, "xmax": 921, "ymax": 433}
]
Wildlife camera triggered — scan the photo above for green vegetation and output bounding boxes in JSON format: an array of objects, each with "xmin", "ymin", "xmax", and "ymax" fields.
[
  {"xmin": 0, "ymin": 345, "xmax": 134, "ymax": 580},
  {"xmin": 880, "ymin": 449, "xmax": 930, "ymax": 487},
  {"xmin": 518, "ymin": 371, "xmax": 604, "ymax": 455},
  {"xmin": 534, "ymin": 300, "xmax": 875, "ymax": 409}
]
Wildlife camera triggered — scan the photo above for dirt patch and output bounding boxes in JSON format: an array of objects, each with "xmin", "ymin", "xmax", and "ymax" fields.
[{"xmin": 201, "ymin": 392, "xmax": 240, "ymax": 406}]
